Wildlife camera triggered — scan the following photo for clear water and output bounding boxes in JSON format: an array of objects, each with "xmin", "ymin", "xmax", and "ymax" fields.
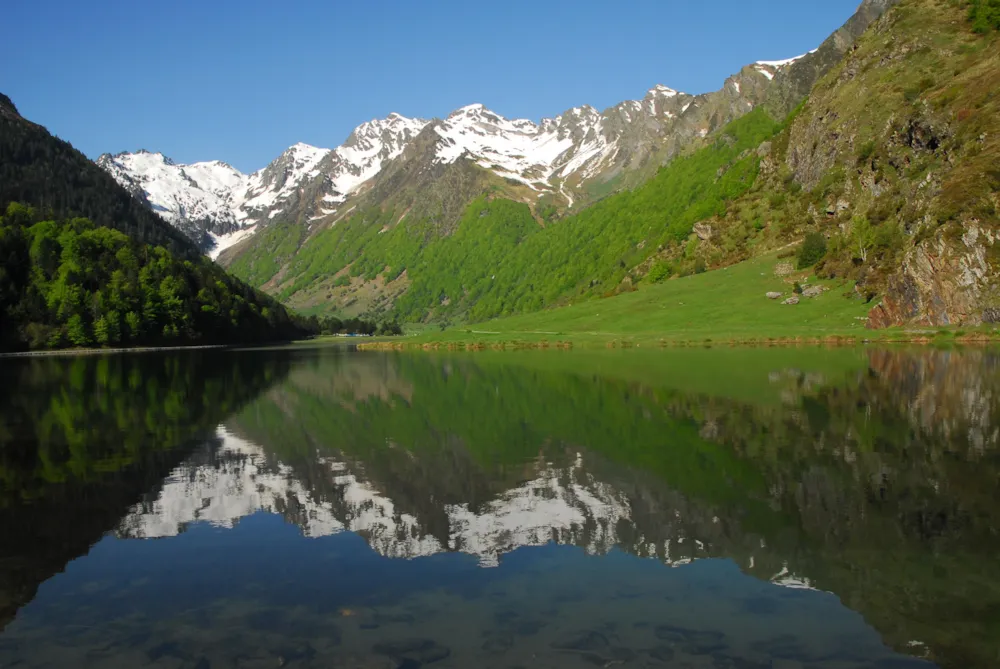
[{"xmin": 0, "ymin": 345, "xmax": 997, "ymax": 668}]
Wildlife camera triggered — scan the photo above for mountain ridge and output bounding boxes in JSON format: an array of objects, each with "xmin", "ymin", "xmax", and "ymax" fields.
[{"xmin": 97, "ymin": 56, "xmax": 811, "ymax": 256}]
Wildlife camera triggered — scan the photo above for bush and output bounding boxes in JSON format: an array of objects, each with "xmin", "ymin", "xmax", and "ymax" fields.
[
  {"xmin": 796, "ymin": 232, "xmax": 828, "ymax": 268},
  {"xmin": 856, "ymin": 140, "xmax": 877, "ymax": 166},
  {"xmin": 969, "ymin": 0, "xmax": 1000, "ymax": 33},
  {"xmin": 646, "ymin": 261, "xmax": 673, "ymax": 283}
]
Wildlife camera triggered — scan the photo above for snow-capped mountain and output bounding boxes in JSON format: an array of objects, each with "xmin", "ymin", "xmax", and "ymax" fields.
[
  {"xmin": 97, "ymin": 114, "xmax": 428, "ymax": 258},
  {"xmin": 96, "ymin": 0, "xmax": 897, "ymax": 265},
  {"xmin": 95, "ymin": 150, "xmax": 246, "ymax": 254},
  {"xmin": 97, "ymin": 56, "xmax": 807, "ymax": 257}
]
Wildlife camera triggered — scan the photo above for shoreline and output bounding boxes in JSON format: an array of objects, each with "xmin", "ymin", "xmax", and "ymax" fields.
[
  {"xmin": 358, "ymin": 331, "xmax": 1000, "ymax": 352},
  {"xmin": 0, "ymin": 343, "xmax": 230, "ymax": 359}
]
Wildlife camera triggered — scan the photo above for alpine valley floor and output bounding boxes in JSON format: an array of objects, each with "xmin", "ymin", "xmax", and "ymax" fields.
[{"xmin": 359, "ymin": 254, "xmax": 1000, "ymax": 349}]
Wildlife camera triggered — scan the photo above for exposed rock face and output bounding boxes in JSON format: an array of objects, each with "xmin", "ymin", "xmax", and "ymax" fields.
[
  {"xmin": 763, "ymin": 0, "xmax": 904, "ymax": 118},
  {"xmin": 867, "ymin": 224, "xmax": 999, "ymax": 328}
]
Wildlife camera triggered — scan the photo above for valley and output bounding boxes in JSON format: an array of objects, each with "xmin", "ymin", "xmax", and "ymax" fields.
[{"xmin": 84, "ymin": 0, "xmax": 999, "ymax": 342}]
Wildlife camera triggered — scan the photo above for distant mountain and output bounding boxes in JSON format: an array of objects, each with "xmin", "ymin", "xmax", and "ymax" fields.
[
  {"xmin": 0, "ymin": 93, "xmax": 196, "ymax": 257},
  {"xmin": 0, "ymin": 95, "xmax": 308, "ymax": 352},
  {"xmin": 96, "ymin": 57, "xmax": 812, "ymax": 256},
  {"xmin": 92, "ymin": 0, "xmax": 913, "ymax": 326},
  {"xmin": 97, "ymin": 114, "xmax": 429, "ymax": 256}
]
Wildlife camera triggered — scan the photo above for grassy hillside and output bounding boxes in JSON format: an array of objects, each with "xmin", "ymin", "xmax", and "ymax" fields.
[
  {"xmin": 230, "ymin": 110, "xmax": 783, "ymax": 323},
  {"xmin": 397, "ymin": 253, "xmax": 874, "ymax": 345},
  {"xmin": 629, "ymin": 0, "xmax": 1000, "ymax": 328}
]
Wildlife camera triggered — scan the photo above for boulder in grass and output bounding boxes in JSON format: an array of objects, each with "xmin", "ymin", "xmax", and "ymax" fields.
[
  {"xmin": 802, "ymin": 285, "xmax": 827, "ymax": 298},
  {"xmin": 782, "ymin": 296, "xmax": 800, "ymax": 305},
  {"xmin": 766, "ymin": 292, "xmax": 783, "ymax": 300}
]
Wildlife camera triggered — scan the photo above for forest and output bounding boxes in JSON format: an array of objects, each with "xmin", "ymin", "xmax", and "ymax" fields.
[
  {"xmin": 0, "ymin": 203, "xmax": 309, "ymax": 352},
  {"xmin": 0, "ymin": 204, "xmax": 403, "ymax": 352},
  {"xmin": 0, "ymin": 93, "xmax": 196, "ymax": 257}
]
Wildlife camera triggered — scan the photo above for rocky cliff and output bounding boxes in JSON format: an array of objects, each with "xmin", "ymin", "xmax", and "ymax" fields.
[{"xmin": 648, "ymin": 0, "xmax": 999, "ymax": 328}]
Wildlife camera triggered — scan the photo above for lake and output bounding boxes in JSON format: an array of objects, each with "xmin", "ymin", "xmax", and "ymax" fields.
[{"xmin": 0, "ymin": 345, "xmax": 997, "ymax": 668}]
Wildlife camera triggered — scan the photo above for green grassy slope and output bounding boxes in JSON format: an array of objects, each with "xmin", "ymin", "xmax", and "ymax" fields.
[
  {"xmin": 631, "ymin": 0, "xmax": 1000, "ymax": 327},
  {"xmin": 228, "ymin": 110, "xmax": 783, "ymax": 323},
  {"xmin": 413, "ymin": 253, "xmax": 873, "ymax": 345}
]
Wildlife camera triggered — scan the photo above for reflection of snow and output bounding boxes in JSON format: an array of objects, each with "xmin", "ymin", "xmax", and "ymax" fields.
[
  {"xmin": 117, "ymin": 427, "xmax": 439, "ymax": 558},
  {"xmin": 117, "ymin": 429, "xmax": 815, "ymax": 594},
  {"xmin": 447, "ymin": 453, "xmax": 630, "ymax": 567},
  {"xmin": 769, "ymin": 563, "xmax": 821, "ymax": 591}
]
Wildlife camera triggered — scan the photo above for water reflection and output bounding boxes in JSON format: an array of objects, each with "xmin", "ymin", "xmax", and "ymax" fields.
[{"xmin": 0, "ymin": 346, "xmax": 998, "ymax": 668}]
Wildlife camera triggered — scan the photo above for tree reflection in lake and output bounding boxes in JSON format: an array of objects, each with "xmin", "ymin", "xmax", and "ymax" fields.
[{"xmin": 0, "ymin": 346, "xmax": 997, "ymax": 668}]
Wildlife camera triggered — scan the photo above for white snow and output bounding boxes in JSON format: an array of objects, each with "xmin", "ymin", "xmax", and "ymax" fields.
[
  {"xmin": 650, "ymin": 84, "xmax": 680, "ymax": 98},
  {"xmin": 754, "ymin": 66, "xmax": 776, "ymax": 81},
  {"xmin": 208, "ymin": 225, "xmax": 257, "ymax": 260},
  {"xmin": 99, "ymin": 151, "xmax": 245, "ymax": 233},
  {"xmin": 755, "ymin": 48, "xmax": 818, "ymax": 68},
  {"xmin": 98, "ymin": 115, "xmax": 428, "ymax": 255}
]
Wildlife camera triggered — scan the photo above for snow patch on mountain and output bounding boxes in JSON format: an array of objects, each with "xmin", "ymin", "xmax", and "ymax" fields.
[
  {"xmin": 756, "ymin": 49, "xmax": 819, "ymax": 68},
  {"xmin": 97, "ymin": 150, "xmax": 243, "ymax": 236}
]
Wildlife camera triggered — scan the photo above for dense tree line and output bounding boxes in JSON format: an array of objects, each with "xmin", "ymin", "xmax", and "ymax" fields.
[
  {"xmin": 0, "ymin": 203, "xmax": 307, "ymax": 352},
  {"xmin": 300, "ymin": 314, "xmax": 402, "ymax": 336},
  {"xmin": 0, "ymin": 93, "xmax": 196, "ymax": 257}
]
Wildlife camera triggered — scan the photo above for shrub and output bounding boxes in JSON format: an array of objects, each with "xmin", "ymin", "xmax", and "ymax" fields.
[
  {"xmin": 646, "ymin": 261, "xmax": 673, "ymax": 283},
  {"xmin": 856, "ymin": 140, "xmax": 877, "ymax": 166},
  {"xmin": 797, "ymin": 232, "xmax": 828, "ymax": 268},
  {"xmin": 969, "ymin": 0, "xmax": 1000, "ymax": 33}
]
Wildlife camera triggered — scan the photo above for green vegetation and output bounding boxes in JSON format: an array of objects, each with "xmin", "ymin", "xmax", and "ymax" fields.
[
  {"xmin": 400, "ymin": 253, "xmax": 872, "ymax": 346},
  {"xmin": 0, "ymin": 203, "xmax": 305, "ymax": 352},
  {"xmin": 968, "ymin": 0, "xmax": 1000, "ymax": 32},
  {"xmin": 796, "ymin": 232, "xmax": 827, "ymax": 268},
  {"xmin": 0, "ymin": 94, "xmax": 195, "ymax": 257},
  {"xmin": 230, "ymin": 110, "xmax": 783, "ymax": 323}
]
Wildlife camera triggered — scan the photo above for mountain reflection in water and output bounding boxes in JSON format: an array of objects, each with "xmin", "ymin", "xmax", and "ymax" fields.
[{"xmin": 0, "ymin": 346, "xmax": 997, "ymax": 669}]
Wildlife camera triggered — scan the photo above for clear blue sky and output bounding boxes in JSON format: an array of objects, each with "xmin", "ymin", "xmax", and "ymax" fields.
[{"xmin": 2, "ymin": 0, "xmax": 861, "ymax": 173}]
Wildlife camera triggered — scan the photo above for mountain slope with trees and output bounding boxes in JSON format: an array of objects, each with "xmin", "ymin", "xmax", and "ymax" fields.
[
  {"xmin": 217, "ymin": 0, "xmax": 903, "ymax": 323},
  {"xmin": 0, "ymin": 96, "xmax": 313, "ymax": 352},
  {"xmin": 0, "ymin": 94, "xmax": 196, "ymax": 258},
  {"xmin": 0, "ymin": 203, "xmax": 305, "ymax": 351}
]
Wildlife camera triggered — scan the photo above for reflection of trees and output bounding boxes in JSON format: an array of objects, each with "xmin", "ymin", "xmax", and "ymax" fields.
[
  {"xmin": 228, "ymin": 348, "xmax": 1000, "ymax": 668},
  {"xmin": 0, "ymin": 350, "xmax": 291, "ymax": 631}
]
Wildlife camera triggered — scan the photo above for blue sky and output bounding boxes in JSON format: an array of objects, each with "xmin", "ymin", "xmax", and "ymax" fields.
[{"xmin": 2, "ymin": 0, "xmax": 860, "ymax": 173}]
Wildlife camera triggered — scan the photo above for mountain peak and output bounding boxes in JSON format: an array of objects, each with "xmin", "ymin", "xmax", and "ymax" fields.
[
  {"xmin": 0, "ymin": 92, "xmax": 20, "ymax": 120},
  {"xmin": 450, "ymin": 103, "xmax": 488, "ymax": 118},
  {"xmin": 755, "ymin": 50, "xmax": 817, "ymax": 68},
  {"xmin": 288, "ymin": 141, "xmax": 324, "ymax": 154},
  {"xmin": 649, "ymin": 84, "xmax": 682, "ymax": 98}
]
